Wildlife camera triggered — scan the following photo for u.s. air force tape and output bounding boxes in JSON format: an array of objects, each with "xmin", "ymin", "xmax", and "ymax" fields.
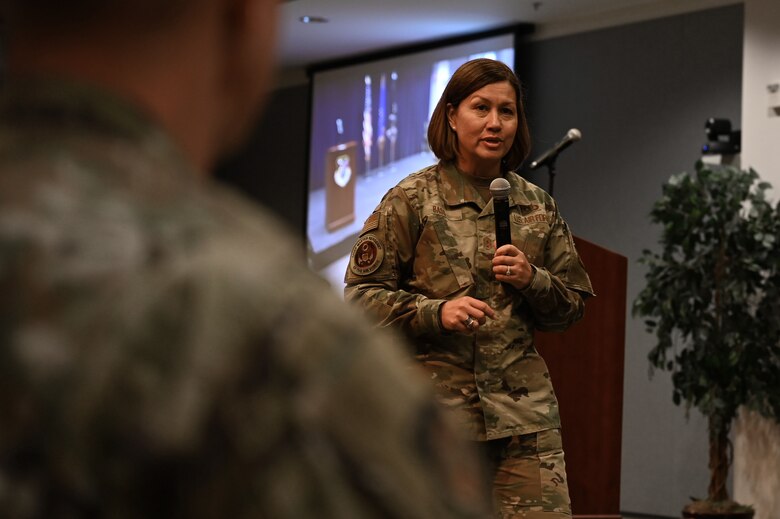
[{"xmin": 349, "ymin": 234, "xmax": 384, "ymax": 276}]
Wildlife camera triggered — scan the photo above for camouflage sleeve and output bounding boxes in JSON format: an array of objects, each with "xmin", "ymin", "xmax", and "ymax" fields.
[
  {"xmin": 344, "ymin": 187, "xmax": 445, "ymax": 341},
  {"xmin": 519, "ymin": 205, "xmax": 595, "ymax": 332}
]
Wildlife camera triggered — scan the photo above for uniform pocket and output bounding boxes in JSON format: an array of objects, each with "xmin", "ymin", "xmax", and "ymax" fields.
[
  {"xmin": 493, "ymin": 434, "xmax": 544, "ymax": 510},
  {"xmin": 492, "ymin": 430, "xmax": 571, "ymax": 516},
  {"xmin": 411, "ymin": 217, "xmax": 473, "ymax": 298}
]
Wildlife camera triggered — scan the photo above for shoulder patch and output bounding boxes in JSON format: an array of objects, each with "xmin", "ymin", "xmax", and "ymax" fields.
[{"xmin": 349, "ymin": 234, "xmax": 385, "ymax": 276}]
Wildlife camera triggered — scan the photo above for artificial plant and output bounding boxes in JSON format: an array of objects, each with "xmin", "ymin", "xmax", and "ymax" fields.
[{"xmin": 634, "ymin": 160, "xmax": 780, "ymax": 514}]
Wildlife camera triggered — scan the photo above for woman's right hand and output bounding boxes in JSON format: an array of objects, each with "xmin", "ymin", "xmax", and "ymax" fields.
[{"xmin": 440, "ymin": 297, "xmax": 496, "ymax": 334}]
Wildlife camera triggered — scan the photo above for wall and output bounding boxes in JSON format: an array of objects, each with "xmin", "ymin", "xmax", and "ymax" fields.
[
  {"xmin": 734, "ymin": 410, "xmax": 780, "ymax": 519},
  {"xmin": 215, "ymin": 83, "xmax": 310, "ymax": 239},
  {"xmin": 734, "ymin": 1, "xmax": 780, "ymax": 517},
  {"xmin": 218, "ymin": 5, "xmax": 745, "ymax": 517},
  {"xmin": 520, "ymin": 5, "xmax": 743, "ymax": 517},
  {"xmin": 740, "ymin": 0, "xmax": 780, "ymax": 192}
]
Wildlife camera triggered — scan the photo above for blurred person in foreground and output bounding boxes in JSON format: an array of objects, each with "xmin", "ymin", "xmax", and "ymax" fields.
[
  {"xmin": 0, "ymin": 1, "xmax": 492, "ymax": 517},
  {"xmin": 344, "ymin": 58, "xmax": 594, "ymax": 518}
]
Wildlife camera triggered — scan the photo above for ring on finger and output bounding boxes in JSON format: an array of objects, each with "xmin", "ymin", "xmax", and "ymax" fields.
[
  {"xmin": 506, "ymin": 265, "xmax": 511, "ymax": 276},
  {"xmin": 463, "ymin": 316, "xmax": 476, "ymax": 329}
]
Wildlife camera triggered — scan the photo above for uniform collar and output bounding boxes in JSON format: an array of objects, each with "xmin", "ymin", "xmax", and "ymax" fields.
[{"xmin": 438, "ymin": 161, "xmax": 538, "ymax": 212}]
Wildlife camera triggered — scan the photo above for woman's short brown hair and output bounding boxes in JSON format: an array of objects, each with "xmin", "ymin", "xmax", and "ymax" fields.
[{"xmin": 427, "ymin": 58, "xmax": 530, "ymax": 172}]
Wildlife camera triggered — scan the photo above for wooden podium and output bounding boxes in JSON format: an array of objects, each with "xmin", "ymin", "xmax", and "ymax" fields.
[
  {"xmin": 536, "ymin": 237, "xmax": 627, "ymax": 519},
  {"xmin": 325, "ymin": 141, "xmax": 358, "ymax": 232}
]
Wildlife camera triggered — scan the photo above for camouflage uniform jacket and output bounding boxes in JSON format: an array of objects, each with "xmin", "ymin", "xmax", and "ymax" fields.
[
  {"xmin": 345, "ymin": 161, "xmax": 594, "ymax": 441},
  {"xmin": 0, "ymin": 80, "xmax": 492, "ymax": 518}
]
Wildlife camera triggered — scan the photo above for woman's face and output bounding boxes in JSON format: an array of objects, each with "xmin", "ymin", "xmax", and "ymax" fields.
[{"xmin": 446, "ymin": 80, "xmax": 518, "ymax": 176}]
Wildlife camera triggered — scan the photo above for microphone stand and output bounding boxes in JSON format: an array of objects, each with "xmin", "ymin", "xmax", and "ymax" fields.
[
  {"xmin": 543, "ymin": 157, "xmax": 558, "ymax": 197},
  {"xmin": 529, "ymin": 128, "xmax": 581, "ymax": 196}
]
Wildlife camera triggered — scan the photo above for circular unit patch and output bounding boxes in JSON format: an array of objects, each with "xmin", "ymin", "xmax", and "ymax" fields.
[{"xmin": 350, "ymin": 234, "xmax": 384, "ymax": 276}]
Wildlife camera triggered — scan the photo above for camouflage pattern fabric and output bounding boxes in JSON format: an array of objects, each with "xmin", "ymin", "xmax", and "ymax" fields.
[
  {"xmin": 483, "ymin": 429, "xmax": 571, "ymax": 518},
  {"xmin": 345, "ymin": 162, "xmax": 594, "ymax": 442},
  {"xmin": 0, "ymin": 80, "xmax": 493, "ymax": 518}
]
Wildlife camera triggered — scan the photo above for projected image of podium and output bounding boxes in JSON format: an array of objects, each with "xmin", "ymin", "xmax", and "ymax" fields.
[
  {"xmin": 324, "ymin": 141, "xmax": 358, "ymax": 232},
  {"xmin": 536, "ymin": 237, "xmax": 627, "ymax": 519}
]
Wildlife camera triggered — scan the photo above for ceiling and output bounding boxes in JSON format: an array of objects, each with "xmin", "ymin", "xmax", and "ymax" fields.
[{"xmin": 275, "ymin": 0, "xmax": 740, "ymax": 74}]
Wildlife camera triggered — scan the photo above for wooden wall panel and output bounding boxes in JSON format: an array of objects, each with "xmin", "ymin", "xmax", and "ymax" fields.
[{"xmin": 536, "ymin": 237, "xmax": 627, "ymax": 518}]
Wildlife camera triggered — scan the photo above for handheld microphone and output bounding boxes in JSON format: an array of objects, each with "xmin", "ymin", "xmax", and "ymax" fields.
[
  {"xmin": 490, "ymin": 177, "xmax": 512, "ymax": 247},
  {"xmin": 529, "ymin": 128, "xmax": 582, "ymax": 170}
]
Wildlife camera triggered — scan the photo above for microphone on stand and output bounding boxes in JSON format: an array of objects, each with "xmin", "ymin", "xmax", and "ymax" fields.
[
  {"xmin": 529, "ymin": 128, "xmax": 582, "ymax": 170},
  {"xmin": 490, "ymin": 177, "xmax": 512, "ymax": 247}
]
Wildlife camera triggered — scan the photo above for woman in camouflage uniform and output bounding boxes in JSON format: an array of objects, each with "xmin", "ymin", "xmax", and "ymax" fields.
[{"xmin": 345, "ymin": 58, "xmax": 594, "ymax": 518}]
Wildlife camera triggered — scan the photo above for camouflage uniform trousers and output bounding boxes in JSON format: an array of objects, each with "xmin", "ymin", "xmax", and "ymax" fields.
[{"xmin": 478, "ymin": 428, "xmax": 571, "ymax": 518}]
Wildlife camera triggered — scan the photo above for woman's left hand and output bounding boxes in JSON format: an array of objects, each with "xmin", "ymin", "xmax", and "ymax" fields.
[{"xmin": 493, "ymin": 244, "xmax": 534, "ymax": 290}]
